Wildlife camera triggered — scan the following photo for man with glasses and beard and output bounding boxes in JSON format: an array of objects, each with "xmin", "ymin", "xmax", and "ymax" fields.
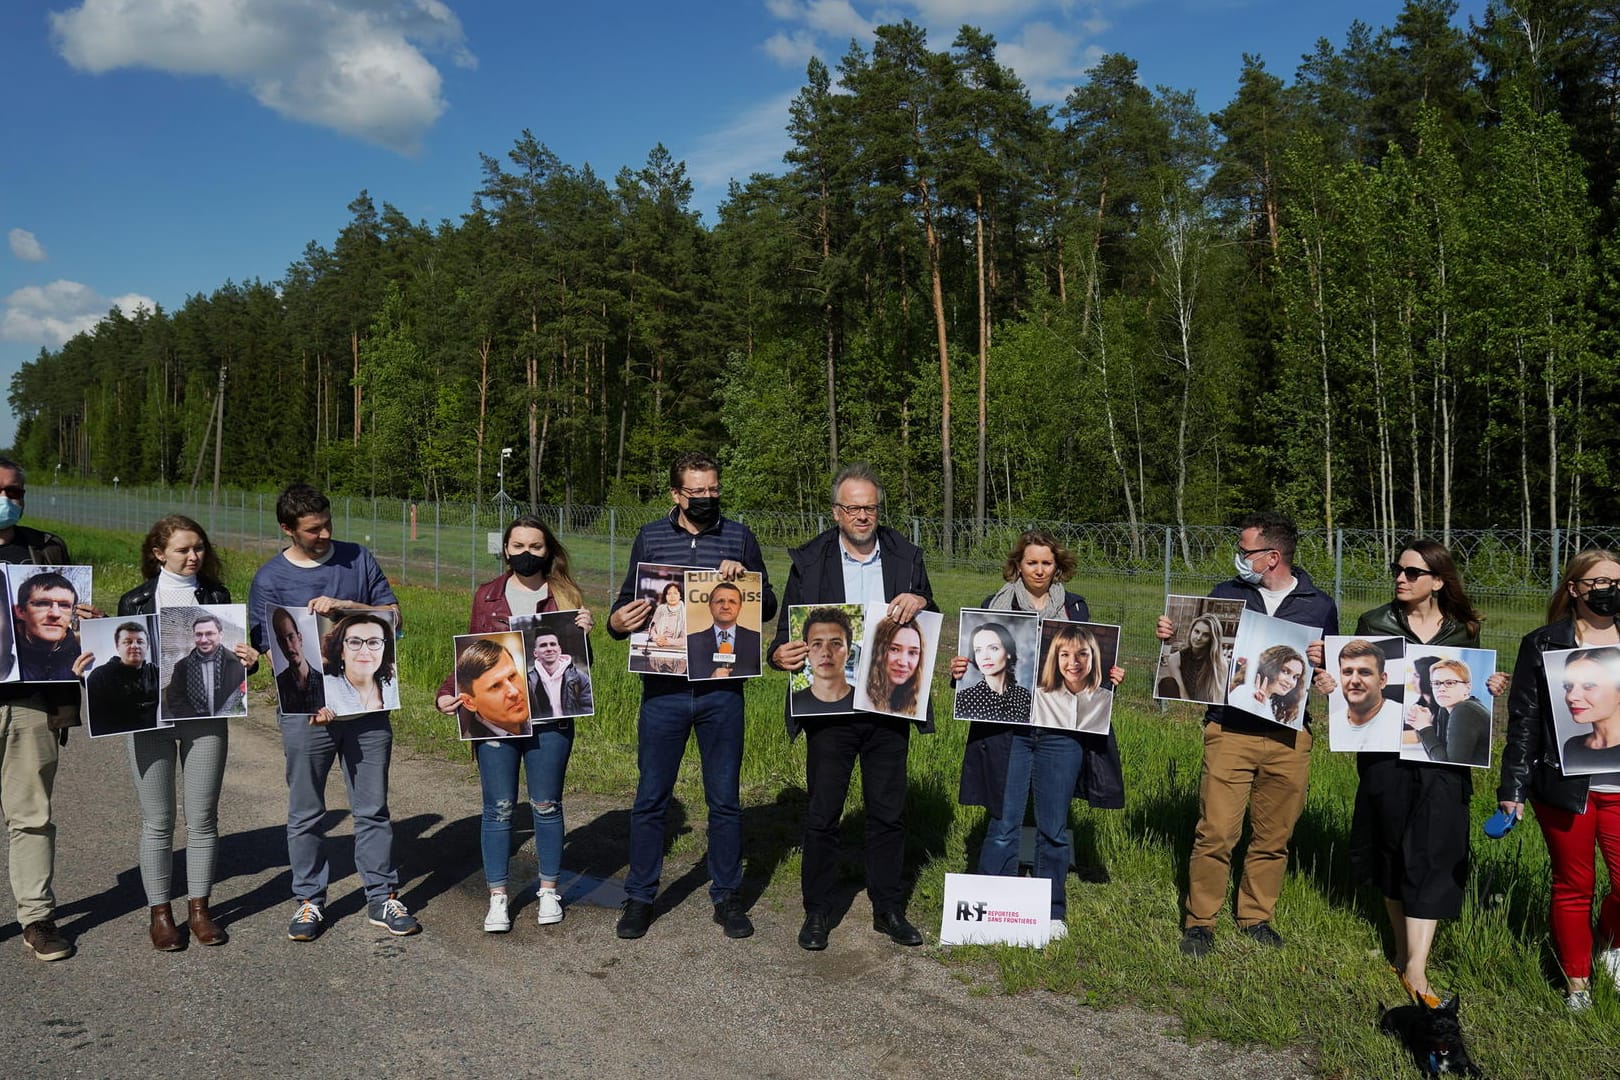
[
  {"xmin": 162, "ymin": 614, "xmax": 246, "ymax": 719},
  {"xmin": 767, "ymin": 463, "xmax": 935, "ymax": 951}
]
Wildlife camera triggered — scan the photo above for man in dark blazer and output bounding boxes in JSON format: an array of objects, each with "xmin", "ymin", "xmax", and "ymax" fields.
[
  {"xmin": 162, "ymin": 613, "xmax": 246, "ymax": 719},
  {"xmin": 686, "ymin": 581, "xmax": 761, "ymax": 679},
  {"xmin": 767, "ymin": 463, "xmax": 936, "ymax": 951}
]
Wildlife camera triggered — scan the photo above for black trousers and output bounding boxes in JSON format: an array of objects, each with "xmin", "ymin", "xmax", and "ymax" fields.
[{"xmin": 801, "ymin": 716, "xmax": 911, "ymax": 914}]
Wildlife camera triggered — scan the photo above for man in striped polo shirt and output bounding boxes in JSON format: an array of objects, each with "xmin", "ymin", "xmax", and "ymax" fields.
[{"xmin": 608, "ymin": 451, "xmax": 776, "ymax": 940}]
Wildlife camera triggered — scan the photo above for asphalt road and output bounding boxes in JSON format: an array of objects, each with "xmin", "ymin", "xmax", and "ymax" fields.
[{"xmin": 3, "ymin": 705, "xmax": 1311, "ymax": 1079}]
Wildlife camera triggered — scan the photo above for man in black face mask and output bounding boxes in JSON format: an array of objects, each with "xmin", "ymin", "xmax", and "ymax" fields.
[{"xmin": 608, "ymin": 451, "xmax": 776, "ymax": 941}]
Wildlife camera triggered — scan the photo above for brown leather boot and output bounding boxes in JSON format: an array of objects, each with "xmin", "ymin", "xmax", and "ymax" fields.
[
  {"xmin": 187, "ymin": 897, "xmax": 227, "ymax": 946},
  {"xmin": 149, "ymin": 903, "xmax": 183, "ymax": 951}
]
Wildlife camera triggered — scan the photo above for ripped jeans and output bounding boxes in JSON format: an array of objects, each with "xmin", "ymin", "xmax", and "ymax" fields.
[{"xmin": 474, "ymin": 722, "xmax": 575, "ymax": 889}]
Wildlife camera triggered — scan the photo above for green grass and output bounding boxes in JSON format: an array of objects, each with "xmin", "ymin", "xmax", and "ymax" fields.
[{"xmin": 38, "ymin": 517, "xmax": 1620, "ymax": 1078}]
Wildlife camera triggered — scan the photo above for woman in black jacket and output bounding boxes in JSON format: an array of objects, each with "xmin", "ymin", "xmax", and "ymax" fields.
[
  {"xmin": 1497, "ymin": 547, "xmax": 1620, "ymax": 1010},
  {"xmin": 1344, "ymin": 539, "xmax": 1506, "ymax": 1010},
  {"xmin": 954, "ymin": 530, "xmax": 1124, "ymax": 940},
  {"xmin": 115, "ymin": 515, "xmax": 256, "ymax": 950}
]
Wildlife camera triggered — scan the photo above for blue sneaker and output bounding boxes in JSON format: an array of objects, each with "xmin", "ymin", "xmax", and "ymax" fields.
[
  {"xmin": 287, "ymin": 900, "xmax": 324, "ymax": 942},
  {"xmin": 367, "ymin": 893, "xmax": 421, "ymax": 936}
]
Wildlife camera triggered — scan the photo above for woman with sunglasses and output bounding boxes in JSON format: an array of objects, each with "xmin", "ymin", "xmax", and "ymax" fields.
[
  {"xmin": 1499, "ymin": 548, "xmax": 1620, "ymax": 1010},
  {"xmin": 436, "ymin": 515, "xmax": 593, "ymax": 933},
  {"xmin": 1348, "ymin": 539, "xmax": 1507, "ymax": 1010}
]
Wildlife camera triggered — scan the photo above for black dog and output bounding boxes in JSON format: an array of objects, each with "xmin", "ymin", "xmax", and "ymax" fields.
[{"xmin": 1379, "ymin": 996, "xmax": 1484, "ymax": 1077}]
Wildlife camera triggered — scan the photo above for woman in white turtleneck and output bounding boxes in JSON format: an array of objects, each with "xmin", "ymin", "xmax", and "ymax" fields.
[{"xmin": 113, "ymin": 515, "xmax": 256, "ymax": 951}]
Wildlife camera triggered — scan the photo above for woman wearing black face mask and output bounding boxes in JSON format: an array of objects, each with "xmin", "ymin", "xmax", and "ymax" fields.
[
  {"xmin": 1499, "ymin": 547, "xmax": 1620, "ymax": 1010},
  {"xmin": 436, "ymin": 515, "xmax": 593, "ymax": 933}
]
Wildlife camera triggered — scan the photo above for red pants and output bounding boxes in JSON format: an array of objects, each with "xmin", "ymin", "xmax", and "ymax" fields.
[{"xmin": 1533, "ymin": 792, "xmax": 1620, "ymax": 979}]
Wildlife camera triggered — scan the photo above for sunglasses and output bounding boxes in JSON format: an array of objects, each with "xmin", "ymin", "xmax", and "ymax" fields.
[
  {"xmin": 0, "ymin": 486, "xmax": 24, "ymax": 500},
  {"xmin": 1390, "ymin": 564, "xmax": 1436, "ymax": 582}
]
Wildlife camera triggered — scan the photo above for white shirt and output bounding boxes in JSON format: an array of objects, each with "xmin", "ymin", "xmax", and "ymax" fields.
[{"xmin": 1331, "ymin": 698, "xmax": 1403, "ymax": 752}]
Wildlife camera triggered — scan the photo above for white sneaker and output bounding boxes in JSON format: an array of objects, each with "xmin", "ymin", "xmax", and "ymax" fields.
[
  {"xmin": 483, "ymin": 892, "xmax": 511, "ymax": 933},
  {"xmin": 1048, "ymin": 920, "xmax": 1069, "ymax": 942},
  {"xmin": 1567, "ymin": 977, "xmax": 1593, "ymax": 1012},
  {"xmin": 536, "ymin": 887, "xmax": 564, "ymax": 926},
  {"xmin": 1599, "ymin": 947, "xmax": 1620, "ymax": 985}
]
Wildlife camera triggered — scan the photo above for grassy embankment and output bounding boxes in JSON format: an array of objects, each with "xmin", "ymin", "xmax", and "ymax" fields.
[{"xmin": 47, "ymin": 518, "xmax": 1619, "ymax": 1079}]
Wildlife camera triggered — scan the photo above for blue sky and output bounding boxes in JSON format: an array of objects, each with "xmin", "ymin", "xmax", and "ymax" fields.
[{"xmin": 0, "ymin": 0, "xmax": 1486, "ymax": 450}]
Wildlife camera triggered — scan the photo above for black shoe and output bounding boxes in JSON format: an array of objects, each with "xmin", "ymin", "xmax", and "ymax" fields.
[
  {"xmin": 1242, "ymin": 921, "xmax": 1284, "ymax": 948},
  {"xmin": 1179, "ymin": 926, "xmax": 1214, "ymax": 958},
  {"xmin": 873, "ymin": 910, "xmax": 922, "ymax": 946},
  {"xmin": 798, "ymin": 912, "xmax": 830, "ymax": 951},
  {"xmin": 616, "ymin": 899, "xmax": 653, "ymax": 939},
  {"xmin": 713, "ymin": 896, "xmax": 754, "ymax": 939}
]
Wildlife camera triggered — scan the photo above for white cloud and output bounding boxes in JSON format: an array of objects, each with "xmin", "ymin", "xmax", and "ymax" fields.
[
  {"xmin": 684, "ymin": 91, "xmax": 799, "ymax": 196},
  {"xmin": 764, "ymin": 29, "xmax": 820, "ymax": 67},
  {"xmin": 1, "ymin": 280, "xmax": 156, "ymax": 347},
  {"xmin": 49, "ymin": 0, "xmax": 474, "ymax": 154},
  {"xmin": 999, "ymin": 21, "xmax": 1099, "ymax": 101},
  {"xmin": 8, "ymin": 229, "xmax": 46, "ymax": 262}
]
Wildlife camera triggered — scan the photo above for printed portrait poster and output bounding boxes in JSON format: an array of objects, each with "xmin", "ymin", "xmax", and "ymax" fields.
[
  {"xmin": 266, "ymin": 606, "xmax": 327, "ymax": 715},
  {"xmin": 1325, "ymin": 636, "xmax": 1406, "ymax": 753},
  {"xmin": 1225, "ymin": 610, "xmax": 1317, "ymax": 730},
  {"xmin": 684, "ymin": 570, "xmax": 764, "ymax": 681},
  {"xmin": 309, "ymin": 608, "xmax": 401, "ymax": 717},
  {"xmin": 628, "ymin": 562, "xmax": 699, "ymax": 676},
  {"xmin": 3, "ymin": 564, "xmax": 93, "ymax": 683},
  {"xmin": 1399, "ymin": 645, "xmax": 1496, "ymax": 769},
  {"xmin": 1155, "ymin": 595, "xmax": 1243, "ymax": 705},
  {"xmin": 512, "ymin": 610, "xmax": 594, "ymax": 720},
  {"xmin": 853, "ymin": 605, "xmax": 943, "ymax": 722},
  {"xmin": 1545, "ymin": 646, "xmax": 1620, "ymax": 777},
  {"xmin": 787, "ymin": 603, "xmax": 865, "ymax": 718},
  {"xmin": 81, "ymin": 614, "xmax": 162, "ymax": 738},
  {"xmin": 953, "ymin": 609, "xmax": 1039, "ymax": 726},
  {"xmin": 156, "ymin": 604, "xmax": 250, "ymax": 722},
  {"xmin": 1029, "ymin": 619, "xmax": 1121, "ymax": 734},
  {"xmin": 452, "ymin": 631, "xmax": 533, "ymax": 741}
]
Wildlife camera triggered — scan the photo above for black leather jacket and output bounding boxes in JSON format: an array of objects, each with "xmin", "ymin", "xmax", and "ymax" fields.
[
  {"xmin": 1497, "ymin": 617, "xmax": 1591, "ymax": 813},
  {"xmin": 117, "ymin": 577, "xmax": 233, "ymax": 616}
]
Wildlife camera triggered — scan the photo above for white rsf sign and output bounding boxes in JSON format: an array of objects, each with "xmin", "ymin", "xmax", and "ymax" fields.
[{"xmin": 938, "ymin": 872, "xmax": 1052, "ymax": 947}]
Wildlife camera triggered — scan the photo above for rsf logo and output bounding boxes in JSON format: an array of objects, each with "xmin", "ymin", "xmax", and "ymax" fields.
[{"xmin": 955, "ymin": 900, "xmax": 988, "ymax": 922}]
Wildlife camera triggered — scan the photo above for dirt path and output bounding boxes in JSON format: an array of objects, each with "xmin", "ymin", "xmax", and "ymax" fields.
[{"xmin": 5, "ymin": 702, "xmax": 1311, "ymax": 1079}]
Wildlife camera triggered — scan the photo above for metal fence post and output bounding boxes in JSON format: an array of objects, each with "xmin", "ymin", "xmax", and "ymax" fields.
[
  {"xmin": 400, "ymin": 500, "xmax": 407, "ymax": 583},
  {"xmin": 433, "ymin": 501, "xmax": 441, "ymax": 589},
  {"xmin": 1551, "ymin": 526, "xmax": 1562, "ymax": 588},
  {"xmin": 1162, "ymin": 526, "xmax": 1172, "ymax": 599},
  {"xmin": 1334, "ymin": 527, "xmax": 1344, "ymax": 614},
  {"xmin": 470, "ymin": 500, "xmax": 478, "ymax": 591},
  {"xmin": 609, "ymin": 508, "xmax": 617, "ymax": 584}
]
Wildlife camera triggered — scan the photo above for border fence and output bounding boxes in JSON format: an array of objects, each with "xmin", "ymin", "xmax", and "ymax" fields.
[{"xmin": 34, "ymin": 482, "xmax": 1620, "ymax": 672}]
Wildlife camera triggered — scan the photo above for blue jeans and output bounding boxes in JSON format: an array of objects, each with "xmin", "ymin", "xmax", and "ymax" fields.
[
  {"xmin": 475, "ymin": 723, "xmax": 575, "ymax": 888},
  {"xmin": 977, "ymin": 728, "xmax": 1084, "ymax": 919},
  {"xmin": 626, "ymin": 687, "xmax": 743, "ymax": 904},
  {"xmin": 279, "ymin": 711, "xmax": 397, "ymax": 906}
]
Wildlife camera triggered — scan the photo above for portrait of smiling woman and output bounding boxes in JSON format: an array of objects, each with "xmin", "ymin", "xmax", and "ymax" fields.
[{"xmin": 321, "ymin": 611, "xmax": 399, "ymax": 716}]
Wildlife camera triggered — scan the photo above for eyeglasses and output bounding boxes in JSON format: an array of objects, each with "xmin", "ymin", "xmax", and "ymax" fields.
[
  {"xmin": 1431, "ymin": 678, "xmax": 1468, "ymax": 690},
  {"xmin": 343, "ymin": 637, "xmax": 387, "ymax": 652},
  {"xmin": 1391, "ymin": 564, "xmax": 1437, "ymax": 581},
  {"xmin": 834, "ymin": 503, "xmax": 879, "ymax": 518},
  {"xmin": 679, "ymin": 486, "xmax": 720, "ymax": 498},
  {"xmin": 26, "ymin": 598, "xmax": 74, "ymax": 611},
  {"xmin": 1575, "ymin": 577, "xmax": 1618, "ymax": 589},
  {"xmin": 1236, "ymin": 546, "xmax": 1276, "ymax": 559},
  {"xmin": 0, "ymin": 486, "xmax": 24, "ymax": 500}
]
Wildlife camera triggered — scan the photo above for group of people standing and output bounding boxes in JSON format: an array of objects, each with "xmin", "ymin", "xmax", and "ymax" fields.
[{"xmin": 3, "ymin": 453, "xmax": 1618, "ymax": 1045}]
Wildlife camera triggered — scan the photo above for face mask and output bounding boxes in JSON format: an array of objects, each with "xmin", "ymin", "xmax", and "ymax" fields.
[
  {"xmin": 0, "ymin": 498, "xmax": 19, "ymax": 530},
  {"xmin": 1234, "ymin": 550, "xmax": 1265, "ymax": 586},
  {"xmin": 1584, "ymin": 585, "xmax": 1620, "ymax": 618},
  {"xmin": 684, "ymin": 496, "xmax": 721, "ymax": 527},
  {"xmin": 507, "ymin": 550, "xmax": 554, "ymax": 579}
]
